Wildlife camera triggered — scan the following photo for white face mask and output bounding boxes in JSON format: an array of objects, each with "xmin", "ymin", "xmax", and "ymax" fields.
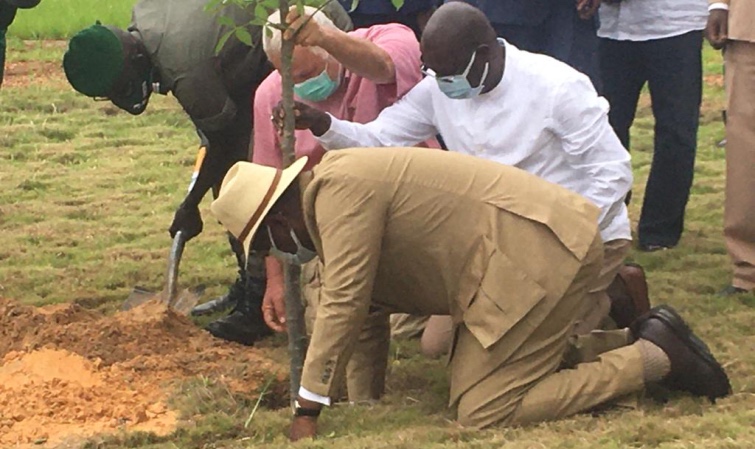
[{"xmin": 267, "ymin": 226, "xmax": 317, "ymax": 265}]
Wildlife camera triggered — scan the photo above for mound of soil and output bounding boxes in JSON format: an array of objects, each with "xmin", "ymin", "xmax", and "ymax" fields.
[{"xmin": 0, "ymin": 298, "xmax": 284, "ymax": 447}]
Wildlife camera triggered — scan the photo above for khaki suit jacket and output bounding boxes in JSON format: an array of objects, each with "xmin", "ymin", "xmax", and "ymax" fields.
[
  {"xmin": 710, "ymin": 0, "xmax": 755, "ymax": 43},
  {"xmin": 299, "ymin": 148, "xmax": 601, "ymax": 398}
]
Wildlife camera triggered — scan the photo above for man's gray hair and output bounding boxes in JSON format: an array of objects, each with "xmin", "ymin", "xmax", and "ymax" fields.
[{"xmin": 263, "ymin": 6, "xmax": 335, "ymax": 60}]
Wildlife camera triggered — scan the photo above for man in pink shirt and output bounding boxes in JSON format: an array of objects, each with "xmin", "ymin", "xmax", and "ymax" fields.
[
  {"xmin": 252, "ymin": 6, "xmax": 437, "ymax": 401},
  {"xmin": 254, "ymin": 8, "xmax": 434, "ymax": 170}
]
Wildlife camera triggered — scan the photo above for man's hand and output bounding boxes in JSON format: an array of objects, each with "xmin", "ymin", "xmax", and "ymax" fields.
[
  {"xmin": 289, "ymin": 416, "xmax": 318, "ymax": 441},
  {"xmin": 272, "ymin": 100, "xmax": 332, "ymax": 137},
  {"xmin": 706, "ymin": 10, "xmax": 729, "ymax": 50},
  {"xmin": 262, "ymin": 276, "xmax": 287, "ymax": 332},
  {"xmin": 283, "ymin": 6, "xmax": 331, "ymax": 48},
  {"xmin": 169, "ymin": 203, "xmax": 203, "ymax": 240},
  {"xmin": 576, "ymin": 0, "xmax": 601, "ymax": 20}
]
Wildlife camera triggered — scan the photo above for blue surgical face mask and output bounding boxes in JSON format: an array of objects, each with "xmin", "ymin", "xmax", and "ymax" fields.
[
  {"xmin": 267, "ymin": 226, "xmax": 317, "ymax": 265},
  {"xmin": 423, "ymin": 49, "xmax": 489, "ymax": 100},
  {"xmin": 293, "ymin": 63, "xmax": 341, "ymax": 103}
]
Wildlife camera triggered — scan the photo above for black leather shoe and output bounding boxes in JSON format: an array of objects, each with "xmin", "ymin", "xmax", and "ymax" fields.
[
  {"xmin": 631, "ymin": 305, "xmax": 731, "ymax": 402},
  {"xmin": 717, "ymin": 285, "xmax": 750, "ymax": 297}
]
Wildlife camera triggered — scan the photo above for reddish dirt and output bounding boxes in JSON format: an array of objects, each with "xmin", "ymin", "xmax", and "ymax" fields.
[
  {"xmin": 0, "ymin": 298, "xmax": 284, "ymax": 447},
  {"xmin": 704, "ymin": 73, "xmax": 725, "ymax": 88},
  {"xmin": 3, "ymin": 40, "xmax": 68, "ymax": 89},
  {"xmin": 2, "ymin": 59, "xmax": 67, "ymax": 89}
]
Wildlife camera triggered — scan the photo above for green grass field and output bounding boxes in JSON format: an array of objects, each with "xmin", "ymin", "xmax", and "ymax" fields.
[
  {"xmin": 8, "ymin": 0, "xmax": 139, "ymax": 39},
  {"xmin": 1, "ymin": 16, "xmax": 754, "ymax": 449}
]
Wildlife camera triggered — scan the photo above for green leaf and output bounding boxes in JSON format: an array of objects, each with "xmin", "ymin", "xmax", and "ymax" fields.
[
  {"xmin": 215, "ymin": 29, "xmax": 234, "ymax": 54},
  {"xmin": 254, "ymin": 2, "xmax": 269, "ymax": 20},
  {"xmin": 203, "ymin": 0, "xmax": 222, "ymax": 13},
  {"xmin": 234, "ymin": 26, "xmax": 254, "ymax": 46},
  {"xmin": 391, "ymin": 0, "xmax": 404, "ymax": 11},
  {"xmin": 216, "ymin": 15, "xmax": 236, "ymax": 28}
]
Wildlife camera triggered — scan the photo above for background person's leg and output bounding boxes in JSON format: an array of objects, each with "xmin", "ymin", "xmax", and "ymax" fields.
[
  {"xmin": 723, "ymin": 41, "xmax": 755, "ymax": 292},
  {"xmin": 638, "ymin": 31, "xmax": 702, "ymax": 249},
  {"xmin": 0, "ymin": 5, "xmax": 18, "ymax": 89},
  {"xmin": 599, "ymin": 38, "xmax": 646, "ymax": 150},
  {"xmin": 490, "ymin": 22, "xmax": 546, "ymax": 54}
]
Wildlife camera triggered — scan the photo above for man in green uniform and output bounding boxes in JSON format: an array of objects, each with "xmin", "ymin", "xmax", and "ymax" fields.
[
  {"xmin": 62, "ymin": 0, "xmax": 351, "ymax": 344},
  {"xmin": 0, "ymin": 0, "xmax": 41, "ymax": 88}
]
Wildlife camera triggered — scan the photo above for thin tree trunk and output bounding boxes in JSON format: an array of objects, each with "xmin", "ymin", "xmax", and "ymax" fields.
[{"xmin": 277, "ymin": 0, "xmax": 308, "ymax": 410}]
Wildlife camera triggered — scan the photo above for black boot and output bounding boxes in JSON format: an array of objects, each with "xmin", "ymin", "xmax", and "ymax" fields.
[
  {"xmin": 190, "ymin": 278, "xmax": 240, "ymax": 316},
  {"xmin": 205, "ymin": 269, "xmax": 273, "ymax": 346},
  {"xmin": 192, "ymin": 234, "xmax": 251, "ymax": 316}
]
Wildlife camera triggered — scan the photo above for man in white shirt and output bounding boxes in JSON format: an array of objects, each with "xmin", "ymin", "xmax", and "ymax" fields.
[
  {"xmin": 274, "ymin": 2, "xmax": 635, "ymax": 340},
  {"xmin": 598, "ymin": 0, "xmax": 708, "ymax": 252}
]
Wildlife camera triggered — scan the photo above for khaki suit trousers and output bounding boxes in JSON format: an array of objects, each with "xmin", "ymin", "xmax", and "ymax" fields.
[
  {"xmin": 573, "ymin": 238, "xmax": 632, "ymax": 333},
  {"xmin": 418, "ymin": 238, "xmax": 631, "ymax": 357},
  {"xmin": 452, "ymin": 236, "xmax": 645, "ymax": 428},
  {"xmin": 724, "ymin": 40, "xmax": 755, "ymax": 290}
]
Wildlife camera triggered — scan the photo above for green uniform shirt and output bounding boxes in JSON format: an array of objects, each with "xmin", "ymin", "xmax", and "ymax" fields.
[{"xmin": 131, "ymin": 0, "xmax": 352, "ymax": 132}]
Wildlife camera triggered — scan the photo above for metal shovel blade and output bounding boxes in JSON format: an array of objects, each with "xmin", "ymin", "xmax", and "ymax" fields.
[
  {"xmin": 122, "ymin": 286, "xmax": 204, "ymax": 316},
  {"xmin": 121, "ymin": 230, "xmax": 203, "ymax": 315}
]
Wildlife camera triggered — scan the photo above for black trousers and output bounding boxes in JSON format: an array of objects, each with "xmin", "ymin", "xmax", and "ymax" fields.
[
  {"xmin": 491, "ymin": 5, "xmax": 601, "ymax": 92},
  {"xmin": 599, "ymin": 30, "xmax": 703, "ymax": 247}
]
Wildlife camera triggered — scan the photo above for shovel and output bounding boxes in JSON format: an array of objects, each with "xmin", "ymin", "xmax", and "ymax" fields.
[{"xmin": 122, "ymin": 146, "xmax": 207, "ymax": 315}]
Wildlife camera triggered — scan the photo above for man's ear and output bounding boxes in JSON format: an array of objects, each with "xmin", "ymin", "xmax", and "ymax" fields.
[{"xmin": 476, "ymin": 43, "xmax": 491, "ymax": 59}]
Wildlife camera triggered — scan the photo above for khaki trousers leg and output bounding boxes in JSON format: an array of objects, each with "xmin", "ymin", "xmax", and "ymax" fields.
[
  {"xmin": 420, "ymin": 315, "xmax": 455, "ymax": 358},
  {"xmin": 390, "ymin": 314, "xmax": 429, "ymax": 340},
  {"xmin": 453, "ymin": 237, "xmax": 645, "ymax": 428},
  {"xmin": 573, "ymin": 238, "xmax": 632, "ymax": 334},
  {"xmin": 301, "ymin": 259, "xmax": 389, "ymax": 402},
  {"xmin": 724, "ymin": 41, "xmax": 755, "ymax": 291},
  {"xmin": 423, "ymin": 239, "xmax": 633, "ymax": 359},
  {"xmin": 561, "ymin": 329, "xmax": 633, "ymax": 368}
]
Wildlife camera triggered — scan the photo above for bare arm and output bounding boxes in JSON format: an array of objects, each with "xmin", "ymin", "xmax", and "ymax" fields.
[{"xmin": 285, "ymin": 8, "xmax": 395, "ymax": 84}]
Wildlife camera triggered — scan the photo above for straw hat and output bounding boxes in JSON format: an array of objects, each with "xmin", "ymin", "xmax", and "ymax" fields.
[{"xmin": 211, "ymin": 157, "xmax": 309, "ymax": 258}]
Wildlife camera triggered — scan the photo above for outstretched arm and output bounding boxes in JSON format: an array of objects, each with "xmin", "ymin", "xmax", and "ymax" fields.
[
  {"xmin": 169, "ymin": 66, "xmax": 254, "ymax": 240},
  {"xmin": 272, "ymin": 79, "xmax": 439, "ymax": 150}
]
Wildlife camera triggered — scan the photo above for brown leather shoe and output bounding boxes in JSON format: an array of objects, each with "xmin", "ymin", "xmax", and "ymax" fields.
[
  {"xmin": 608, "ymin": 263, "xmax": 651, "ymax": 328},
  {"xmin": 631, "ymin": 305, "xmax": 731, "ymax": 402}
]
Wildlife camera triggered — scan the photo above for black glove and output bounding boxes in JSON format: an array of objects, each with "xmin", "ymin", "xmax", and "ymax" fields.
[{"xmin": 169, "ymin": 203, "xmax": 203, "ymax": 240}]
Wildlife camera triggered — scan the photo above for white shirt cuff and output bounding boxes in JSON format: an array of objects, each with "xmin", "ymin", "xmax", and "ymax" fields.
[
  {"xmin": 315, "ymin": 113, "xmax": 340, "ymax": 151},
  {"xmin": 708, "ymin": 3, "xmax": 729, "ymax": 11},
  {"xmin": 298, "ymin": 386, "xmax": 331, "ymax": 406}
]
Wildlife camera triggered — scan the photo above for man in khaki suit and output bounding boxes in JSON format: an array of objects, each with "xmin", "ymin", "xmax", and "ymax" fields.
[
  {"xmin": 211, "ymin": 148, "xmax": 730, "ymax": 440},
  {"xmin": 707, "ymin": 0, "xmax": 755, "ymax": 295}
]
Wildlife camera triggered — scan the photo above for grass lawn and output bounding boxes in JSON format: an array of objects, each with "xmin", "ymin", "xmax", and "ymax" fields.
[
  {"xmin": 8, "ymin": 0, "xmax": 140, "ymax": 39},
  {"xmin": 1, "ymin": 33, "xmax": 754, "ymax": 449}
]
